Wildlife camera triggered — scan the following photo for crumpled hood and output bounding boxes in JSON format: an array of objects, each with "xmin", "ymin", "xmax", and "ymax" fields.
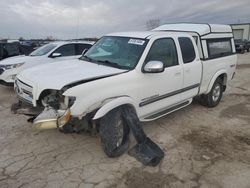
[
  {"xmin": 18, "ymin": 59, "xmax": 127, "ymax": 90},
  {"xmin": 0, "ymin": 55, "xmax": 36, "ymax": 65}
]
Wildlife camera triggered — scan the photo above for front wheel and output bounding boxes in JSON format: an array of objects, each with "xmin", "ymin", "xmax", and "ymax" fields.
[
  {"xmin": 99, "ymin": 107, "xmax": 130, "ymax": 157},
  {"xmin": 199, "ymin": 78, "xmax": 223, "ymax": 108}
]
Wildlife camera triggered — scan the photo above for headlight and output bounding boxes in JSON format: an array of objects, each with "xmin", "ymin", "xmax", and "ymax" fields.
[
  {"xmin": 4, "ymin": 62, "xmax": 25, "ymax": 70},
  {"xmin": 68, "ymin": 96, "xmax": 76, "ymax": 107},
  {"xmin": 57, "ymin": 109, "xmax": 71, "ymax": 128}
]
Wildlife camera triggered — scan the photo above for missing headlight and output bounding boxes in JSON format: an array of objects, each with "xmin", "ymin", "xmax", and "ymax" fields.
[{"xmin": 64, "ymin": 96, "xmax": 76, "ymax": 108}]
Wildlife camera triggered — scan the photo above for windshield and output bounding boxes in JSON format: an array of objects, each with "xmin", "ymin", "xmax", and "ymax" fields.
[
  {"xmin": 30, "ymin": 43, "xmax": 57, "ymax": 56},
  {"xmin": 81, "ymin": 36, "xmax": 148, "ymax": 70}
]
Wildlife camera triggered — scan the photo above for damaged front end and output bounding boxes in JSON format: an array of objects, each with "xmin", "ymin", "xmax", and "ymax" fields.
[
  {"xmin": 33, "ymin": 91, "xmax": 75, "ymax": 130},
  {"xmin": 13, "ymin": 89, "xmax": 165, "ymax": 166},
  {"xmin": 33, "ymin": 108, "xmax": 71, "ymax": 130},
  {"xmin": 13, "ymin": 88, "xmax": 76, "ymax": 130}
]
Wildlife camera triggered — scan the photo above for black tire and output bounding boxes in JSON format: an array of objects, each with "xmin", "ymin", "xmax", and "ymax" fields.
[
  {"xmin": 199, "ymin": 78, "xmax": 223, "ymax": 108},
  {"xmin": 99, "ymin": 107, "xmax": 130, "ymax": 157},
  {"xmin": 247, "ymin": 48, "xmax": 250, "ymax": 52},
  {"xmin": 59, "ymin": 122, "xmax": 75, "ymax": 133}
]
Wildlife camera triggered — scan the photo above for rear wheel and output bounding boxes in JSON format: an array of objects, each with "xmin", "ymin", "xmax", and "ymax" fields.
[
  {"xmin": 99, "ymin": 107, "xmax": 130, "ymax": 157},
  {"xmin": 199, "ymin": 78, "xmax": 223, "ymax": 108}
]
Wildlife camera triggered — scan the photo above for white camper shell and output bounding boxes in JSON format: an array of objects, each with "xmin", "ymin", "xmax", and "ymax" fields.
[
  {"xmin": 153, "ymin": 23, "xmax": 235, "ymax": 59},
  {"xmin": 154, "ymin": 23, "xmax": 236, "ymax": 95}
]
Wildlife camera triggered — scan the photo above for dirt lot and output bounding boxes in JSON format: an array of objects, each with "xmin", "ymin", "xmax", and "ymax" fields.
[{"xmin": 0, "ymin": 54, "xmax": 250, "ymax": 188}]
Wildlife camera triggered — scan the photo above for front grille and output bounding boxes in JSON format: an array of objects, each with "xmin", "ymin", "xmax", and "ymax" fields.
[
  {"xmin": 15, "ymin": 79, "xmax": 33, "ymax": 103},
  {"xmin": 22, "ymin": 89, "xmax": 33, "ymax": 98},
  {"xmin": 0, "ymin": 68, "xmax": 4, "ymax": 75},
  {"xmin": 17, "ymin": 79, "xmax": 32, "ymax": 88},
  {"xmin": 17, "ymin": 95, "xmax": 33, "ymax": 105}
]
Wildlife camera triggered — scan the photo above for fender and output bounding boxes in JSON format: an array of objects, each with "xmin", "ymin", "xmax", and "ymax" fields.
[
  {"xmin": 93, "ymin": 96, "xmax": 136, "ymax": 120},
  {"xmin": 206, "ymin": 69, "xmax": 227, "ymax": 94}
]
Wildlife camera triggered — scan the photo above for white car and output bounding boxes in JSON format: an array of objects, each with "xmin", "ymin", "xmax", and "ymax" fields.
[
  {"xmin": 0, "ymin": 41, "xmax": 94, "ymax": 86},
  {"xmin": 14, "ymin": 24, "xmax": 237, "ymax": 157}
]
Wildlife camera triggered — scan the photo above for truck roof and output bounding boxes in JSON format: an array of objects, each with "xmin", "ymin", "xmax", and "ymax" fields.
[
  {"xmin": 106, "ymin": 31, "xmax": 192, "ymax": 39},
  {"xmin": 107, "ymin": 23, "xmax": 232, "ymax": 39},
  {"xmin": 153, "ymin": 23, "xmax": 232, "ymax": 36},
  {"xmin": 49, "ymin": 41, "xmax": 95, "ymax": 46}
]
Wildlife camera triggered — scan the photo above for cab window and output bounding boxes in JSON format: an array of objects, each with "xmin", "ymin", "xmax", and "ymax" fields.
[
  {"xmin": 178, "ymin": 37, "xmax": 196, "ymax": 64},
  {"xmin": 145, "ymin": 38, "xmax": 178, "ymax": 68}
]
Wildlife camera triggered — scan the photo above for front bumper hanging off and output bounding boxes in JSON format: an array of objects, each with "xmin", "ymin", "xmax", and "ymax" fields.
[{"xmin": 33, "ymin": 108, "xmax": 71, "ymax": 130}]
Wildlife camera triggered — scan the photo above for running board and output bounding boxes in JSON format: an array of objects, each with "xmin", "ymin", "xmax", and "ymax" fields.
[{"xmin": 144, "ymin": 101, "xmax": 190, "ymax": 120}]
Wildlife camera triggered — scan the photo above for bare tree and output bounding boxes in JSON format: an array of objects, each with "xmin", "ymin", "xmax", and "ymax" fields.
[
  {"xmin": 46, "ymin": 36, "xmax": 56, "ymax": 41},
  {"xmin": 146, "ymin": 19, "xmax": 160, "ymax": 30}
]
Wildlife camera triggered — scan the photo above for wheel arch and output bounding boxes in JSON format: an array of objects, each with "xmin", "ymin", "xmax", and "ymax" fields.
[
  {"xmin": 92, "ymin": 96, "xmax": 137, "ymax": 120},
  {"xmin": 206, "ymin": 70, "xmax": 227, "ymax": 94}
]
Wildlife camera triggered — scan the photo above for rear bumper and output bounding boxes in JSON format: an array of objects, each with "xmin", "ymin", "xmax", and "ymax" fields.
[{"xmin": 0, "ymin": 70, "xmax": 16, "ymax": 85}]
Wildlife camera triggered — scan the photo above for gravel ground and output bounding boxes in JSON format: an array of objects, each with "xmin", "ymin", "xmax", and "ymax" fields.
[{"xmin": 0, "ymin": 54, "xmax": 250, "ymax": 188}]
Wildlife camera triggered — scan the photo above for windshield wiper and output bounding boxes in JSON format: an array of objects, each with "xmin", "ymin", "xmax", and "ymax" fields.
[
  {"xmin": 80, "ymin": 55, "xmax": 94, "ymax": 62},
  {"xmin": 95, "ymin": 60, "xmax": 129, "ymax": 70}
]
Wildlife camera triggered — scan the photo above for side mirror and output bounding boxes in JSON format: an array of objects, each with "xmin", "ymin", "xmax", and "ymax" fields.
[
  {"xmin": 51, "ymin": 53, "xmax": 61, "ymax": 58},
  {"xmin": 143, "ymin": 61, "xmax": 164, "ymax": 73}
]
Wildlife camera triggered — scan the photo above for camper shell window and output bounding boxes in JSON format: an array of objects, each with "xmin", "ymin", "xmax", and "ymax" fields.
[{"xmin": 207, "ymin": 38, "xmax": 233, "ymax": 59}]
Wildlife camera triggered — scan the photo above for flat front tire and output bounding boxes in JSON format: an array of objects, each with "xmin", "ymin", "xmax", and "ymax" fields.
[{"xmin": 99, "ymin": 107, "xmax": 130, "ymax": 157}]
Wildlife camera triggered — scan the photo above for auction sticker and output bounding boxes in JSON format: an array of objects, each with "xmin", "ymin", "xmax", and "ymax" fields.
[{"xmin": 128, "ymin": 39, "xmax": 145, "ymax": 45}]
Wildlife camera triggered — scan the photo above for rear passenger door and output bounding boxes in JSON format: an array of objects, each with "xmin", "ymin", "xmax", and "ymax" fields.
[{"xmin": 178, "ymin": 37, "xmax": 202, "ymax": 100}]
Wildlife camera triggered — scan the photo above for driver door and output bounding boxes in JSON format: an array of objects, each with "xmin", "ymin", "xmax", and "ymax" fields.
[{"xmin": 137, "ymin": 37, "xmax": 184, "ymax": 119}]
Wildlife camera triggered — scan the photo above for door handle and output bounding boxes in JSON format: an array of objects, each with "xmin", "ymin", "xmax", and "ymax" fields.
[
  {"xmin": 185, "ymin": 69, "xmax": 191, "ymax": 73},
  {"xmin": 175, "ymin": 72, "xmax": 181, "ymax": 76}
]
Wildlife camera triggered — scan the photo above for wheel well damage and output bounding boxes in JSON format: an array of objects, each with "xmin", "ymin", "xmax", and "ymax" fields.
[{"xmin": 92, "ymin": 96, "xmax": 136, "ymax": 120}]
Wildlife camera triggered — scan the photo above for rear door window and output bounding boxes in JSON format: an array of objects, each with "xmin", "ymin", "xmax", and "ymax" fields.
[{"xmin": 178, "ymin": 37, "xmax": 196, "ymax": 64}]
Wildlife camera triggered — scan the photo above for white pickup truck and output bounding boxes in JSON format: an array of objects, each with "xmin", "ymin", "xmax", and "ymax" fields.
[{"xmin": 14, "ymin": 23, "xmax": 237, "ymax": 157}]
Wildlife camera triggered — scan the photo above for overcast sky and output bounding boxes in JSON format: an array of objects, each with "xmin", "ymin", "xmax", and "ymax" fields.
[{"xmin": 0, "ymin": 0, "xmax": 250, "ymax": 39}]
